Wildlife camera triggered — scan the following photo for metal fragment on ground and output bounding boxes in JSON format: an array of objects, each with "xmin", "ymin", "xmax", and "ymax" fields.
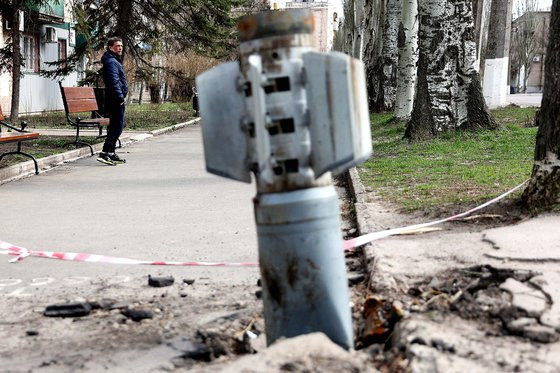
[
  {"xmin": 44, "ymin": 302, "xmax": 92, "ymax": 317},
  {"xmin": 148, "ymin": 275, "xmax": 175, "ymax": 287}
]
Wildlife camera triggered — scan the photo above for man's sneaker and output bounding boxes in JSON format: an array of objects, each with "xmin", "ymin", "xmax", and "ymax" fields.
[
  {"xmin": 109, "ymin": 153, "xmax": 126, "ymax": 164},
  {"xmin": 97, "ymin": 152, "xmax": 116, "ymax": 166}
]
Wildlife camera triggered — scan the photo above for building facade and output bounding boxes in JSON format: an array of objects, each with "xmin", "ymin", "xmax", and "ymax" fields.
[
  {"xmin": 0, "ymin": 0, "xmax": 81, "ymax": 116},
  {"xmin": 509, "ymin": 11, "xmax": 550, "ymax": 93},
  {"xmin": 268, "ymin": 0, "xmax": 339, "ymax": 52}
]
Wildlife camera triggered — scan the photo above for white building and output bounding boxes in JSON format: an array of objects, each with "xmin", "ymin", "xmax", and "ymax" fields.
[
  {"xmin": 268, "ymin": 0, "xmax": 339, "ymax": 51},
  {"xmin": 0, "ymin": 0, "xmax": 81, "ymax": 116}
]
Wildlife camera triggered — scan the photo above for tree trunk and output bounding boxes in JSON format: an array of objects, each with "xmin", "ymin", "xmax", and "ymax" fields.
[
  {"xmin": 404, "ymin": 0, "xmax": 495, "ymax": 141},
  {"xmin": 115, "ymin": 0, "xmax": 133, "ymax": 59},
  {"xmin": 482, "ymin": 0, "xmax": 512, "ymax": 108},
  {"xmin": 374, "ymin": 0, "xmax": 401, "ymax": 112},
  {"xmin": 394, "ymin": 0, "xmax": 418, "ymax": 119},
  {"xmin": 362, "ymin": 0, "xmax": 385, "ymax": 110},
  {"xmin": 523, "ymin": 63, "xmax": 531, "ymax": 93},
  {"xmin": 472, "ymin": 0, "xmax": 485, "ymax": 67},
  {"xmin": 521, "ymin": 0, "xmax": 560, "ymax": 209},
  {"xmin": 138, "ymin": 81, "xmax": 144, "ymax": 105},
  {"xmin": 149, "ymin": 83, "xmax": 161, "ymax": 104},
  {"xmin": 10, "ymin": 7, "xmax": 22, "ymax": 124},
  {"xmin": 352, "ymin": 0, "xmax": 365, "ymax": 59}
]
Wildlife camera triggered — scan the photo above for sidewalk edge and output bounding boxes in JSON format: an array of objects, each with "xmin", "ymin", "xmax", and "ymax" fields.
[{"xmin": 345, "ymin": 167, "xmax": 400, "ymax": 294}]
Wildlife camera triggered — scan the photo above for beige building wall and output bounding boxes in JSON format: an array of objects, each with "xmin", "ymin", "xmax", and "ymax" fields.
[{"xmin": 509, "ymin": 11, "xmax": 550, "ymax": 93}]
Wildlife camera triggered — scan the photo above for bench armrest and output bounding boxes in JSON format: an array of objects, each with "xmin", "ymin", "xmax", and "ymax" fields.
[{"xmin": 0, "ymin": 120, "xmax": 30, "ymax": 133}]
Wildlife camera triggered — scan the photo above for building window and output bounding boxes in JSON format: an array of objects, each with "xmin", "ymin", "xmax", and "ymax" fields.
[
  {"xmin": 23, "ymin": 33, "xmax": 39, "ymax": 73},
  {"xmin": 58, "ymin": 39, "xmax": 67, "ymax": 68}
]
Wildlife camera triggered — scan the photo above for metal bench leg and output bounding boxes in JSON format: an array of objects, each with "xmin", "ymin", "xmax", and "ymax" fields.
[
  {"xmin": 64, "ymin": 124, "xmax": 94, "ymax": 156},
  {"xmin": 0, "ymin": 148, "xmax": 39, "ymax": 175},
  {"xmin": 63, "ymin": 141, "xmax": 94, "ymax": 156}
]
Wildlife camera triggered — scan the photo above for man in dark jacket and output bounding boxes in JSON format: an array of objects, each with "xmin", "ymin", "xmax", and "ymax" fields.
[{"xmin": 97, "ymin": 36, "xmax": 129, "ymax": 165}]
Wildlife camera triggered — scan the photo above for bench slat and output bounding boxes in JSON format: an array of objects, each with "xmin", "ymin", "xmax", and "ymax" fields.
[
  {"xmin": 0, "ymin": 132, "xmax": 40, "ymax": 142},
  {"xmin": 80, "ymin": 118, "xmax": 110, "ymax": 126},
  {"xmin": 65, "ymin": 99, "xmax": 99, "ymax": 113},
  {"xmin": 63, "ymin": 87, "xmax": 97, "ymax": 100}
]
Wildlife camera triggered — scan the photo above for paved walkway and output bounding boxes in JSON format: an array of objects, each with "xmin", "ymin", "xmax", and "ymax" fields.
[
  {"xmin": 0, "ymin": 125, "xmax": 259, "ymax": 293},
  {"xmin": 506, "ymin": 93, "xmax": 542, "ymax": 107}
]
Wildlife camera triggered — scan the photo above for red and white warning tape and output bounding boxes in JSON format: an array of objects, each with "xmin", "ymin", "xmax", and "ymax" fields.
[
  {"xmin": 0, "ymin": 180, "xmax": 528, "ymax": 267},
  {"xmin": 0, "ymin": 241, "xmax": 258, "ymax": 267}
]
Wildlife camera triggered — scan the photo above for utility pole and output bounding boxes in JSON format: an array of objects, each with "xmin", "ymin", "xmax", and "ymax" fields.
[{"xmin": 196, "ymin": 10, "xmax": 371, "ymax": 349}]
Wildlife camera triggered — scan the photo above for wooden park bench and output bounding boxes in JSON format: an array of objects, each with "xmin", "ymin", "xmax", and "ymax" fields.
[
  {"xmin": 0, "ymin": 105, "xmax": 40, "ymax": 174},
  {"xmin": 59, "ymin": 82, "xmax": 117, "ymax": 156}
]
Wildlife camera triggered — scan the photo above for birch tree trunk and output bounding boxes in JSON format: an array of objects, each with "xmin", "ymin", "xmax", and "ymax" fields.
[
  {"xmin": 352, "ymin": 0, "xmax": 366, "ymax": 59},
  {"xmin": 362, "ymin": 0, "xmax": 385, "ymax": 110},
  {"xmin": 404, "ymin": 0, "xmax": 495, "ymax": 141},
  {"xmin": 521, "ymin": 0, "xmax": 560, "ymax": 209},
  {"xmin": 333, "ymin": 0, "xmax": 356, "ymax": 55},
  {"xmin": 394, "ymin": 0, "xmax": 418, "ymax": 119},
  {"xmin": 374, "ymin": 0, "xmax": 401, "ymax": 111},
  {"xmin": 482, "ymin": 0, "xmax": 512, "ymax": 108}
]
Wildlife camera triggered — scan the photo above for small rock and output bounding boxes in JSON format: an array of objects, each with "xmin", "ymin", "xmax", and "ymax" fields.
[
  {"xmin": 44, "ymin": 302, "xmax": 92, "ymax": 318},
  {"xmin": 523, "ymin": 325, "xmax": 559, "ymax": 343},
  {"xmin": 183, "ymin": 279, "xmax": 195, "ymax": 285},
  {"xmin": 255, "ymin": 290, "xmax": 262, "ymax": 299},
  {"xmin": 26, "ymin": 330, "xmax": 39, "ymax": 336},
  {"xmin": 122, "ymin": 309, "xmax": 154, "ymax": 322},
  {"xmin": 179, "ymin": 291, "xmax": 188, "ymax": 298},
  {"xmin": 506, "ymin": 317, "xmax": 538, "ymax": 333},
  {"xmin": 98, "ymin": 299, "xmax": 129, "ymax": 310},
  {"xmin": 148, "ymin": 275, "xmax": 175, "ymax": 288},
  {"xmin": 257, "ymin": 278, "xmax": 262, "ymax": 287}
]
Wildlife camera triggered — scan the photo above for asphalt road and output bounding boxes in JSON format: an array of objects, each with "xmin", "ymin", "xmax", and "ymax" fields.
[{"xmin": 0, "ymin": 125, "xmax": 259, "ymax": 298}]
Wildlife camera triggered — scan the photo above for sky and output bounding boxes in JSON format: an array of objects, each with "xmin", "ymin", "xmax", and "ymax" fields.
[{"xmin": 513, "ymin": 0, "xmax": 552, "ymax": 18}]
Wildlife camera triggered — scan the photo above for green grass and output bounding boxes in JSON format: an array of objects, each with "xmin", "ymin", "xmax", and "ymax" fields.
[
  {"xmin": 0, "ymin": 136, "xmax": 103, "ymax": 168},
  {"xmin": 359, "ymin": 107, "xmax": 539, "ymax": 214},
  {"xmin": 22, "ymin": 102, "xmax": 195, "ymax": 131}
]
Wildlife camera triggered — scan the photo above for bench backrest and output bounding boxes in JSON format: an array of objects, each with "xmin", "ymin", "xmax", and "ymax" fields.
[{"xmin": 60, "ymin": 84, "xmax": 99, "ymax": 114}]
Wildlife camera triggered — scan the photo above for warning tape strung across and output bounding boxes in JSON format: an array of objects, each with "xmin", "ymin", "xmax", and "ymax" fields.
[
  {"xmin": 342, "ymin": 179, "xmax": 529, "ymax": 250},
  {"xmin": 0, "ymin": 180, "xmax": 528, "ymax": 267},
  {"xmin": 0, "ymin": 241, "xmax": 258, "ymax": 267}
]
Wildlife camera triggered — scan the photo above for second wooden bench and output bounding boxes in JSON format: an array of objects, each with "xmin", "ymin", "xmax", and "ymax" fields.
[{"xmin": 59, "ymin": 83, "xmax": 112, "ymax": 156}]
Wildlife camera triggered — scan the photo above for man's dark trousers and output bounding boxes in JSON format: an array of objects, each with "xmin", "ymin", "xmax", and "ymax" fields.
[{"xmin": 102, "ymin": 103, "xmax": 125, "ymax": 153}]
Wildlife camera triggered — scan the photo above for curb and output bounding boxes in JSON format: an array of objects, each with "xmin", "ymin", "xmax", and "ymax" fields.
[
  {"xmin": 0, "ymin": 118, "xmax": 201, "ymax": 185},
  {"xmin": 345, "ymin": 167, "xmax": 399, "ymax": 294}
]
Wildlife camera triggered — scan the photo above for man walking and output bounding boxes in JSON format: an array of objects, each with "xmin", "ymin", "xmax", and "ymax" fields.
[{"xmin": 97, "ymin": 36, "xmax": 128, "ymax": 165}]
